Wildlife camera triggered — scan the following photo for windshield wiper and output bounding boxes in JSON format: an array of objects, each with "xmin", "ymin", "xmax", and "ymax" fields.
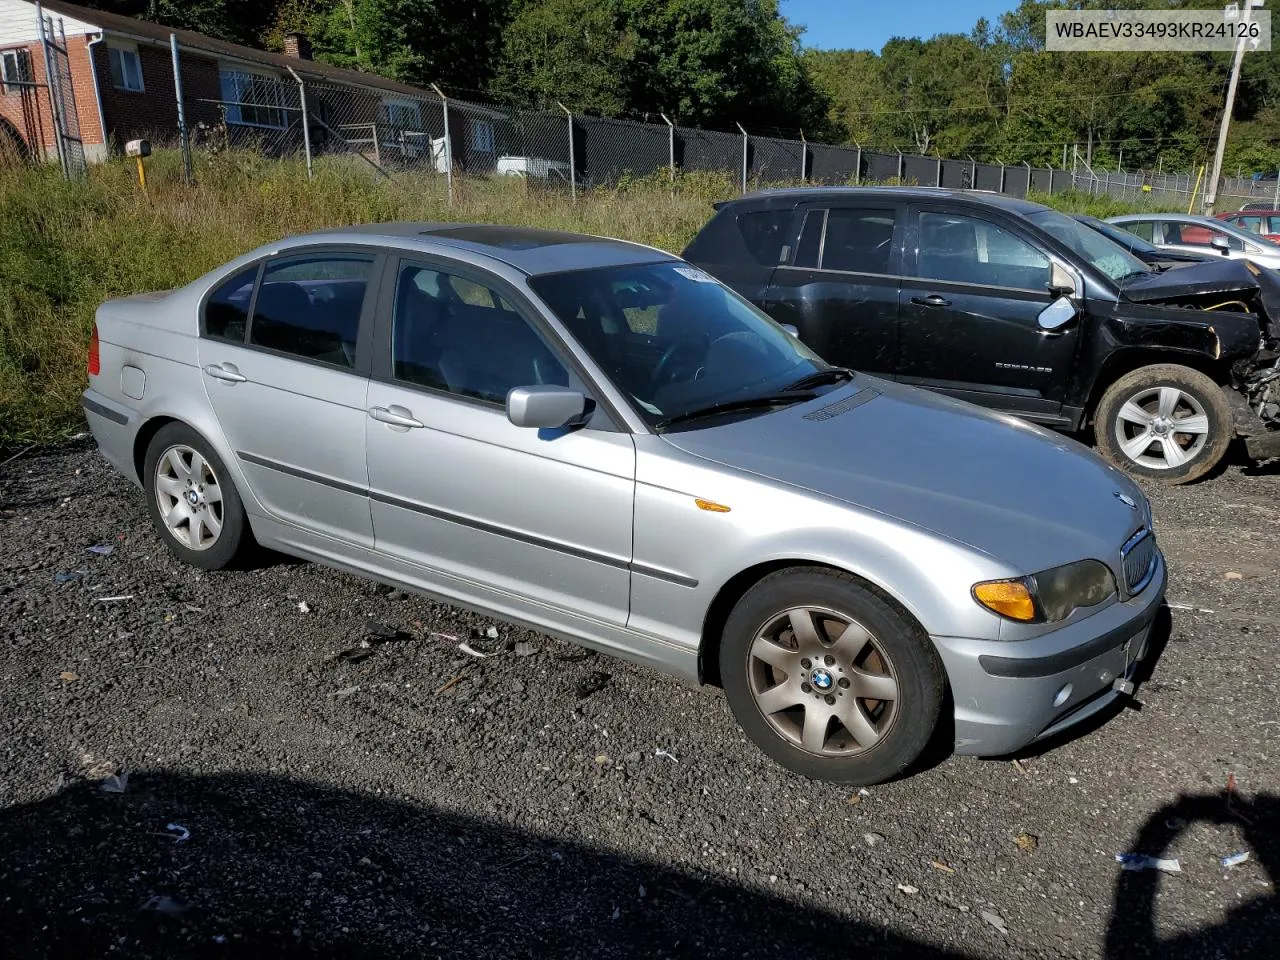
[
  {"xmin": 655, "ymin": 391, "xmax": 818, "ymax": 431},
  {"xmin": 783, "ymin": 366, "xmax": 855, "ymax": 391}
]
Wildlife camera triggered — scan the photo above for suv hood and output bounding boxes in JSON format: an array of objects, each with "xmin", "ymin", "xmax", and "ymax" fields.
[
  {"xmin": 1120, "ymin": 259, "xmax": 1280, "ymax": 337},
  {"xmin": 662, "ymin": 378, "xmax": 1147, "ymax": 574}
]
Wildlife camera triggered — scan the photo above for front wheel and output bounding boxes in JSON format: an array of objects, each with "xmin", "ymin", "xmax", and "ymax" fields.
[
  {"xmin": 1094, "ymin": 364, "xmax": 1233, "ymax": 484},
  {"xmin": 719, "ymin": 568, "xmax": 945, "ymax": 785}
]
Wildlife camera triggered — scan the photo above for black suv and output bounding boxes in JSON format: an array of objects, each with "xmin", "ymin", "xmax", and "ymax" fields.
[{"xmin": 683, "ymin": 187, "xmax": 1280, "ymax": 483}]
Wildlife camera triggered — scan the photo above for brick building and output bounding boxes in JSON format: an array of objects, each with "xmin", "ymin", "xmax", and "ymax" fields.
[{"xmin": 0, "ymin": 0, "xmax": 503, "ymax": 170}]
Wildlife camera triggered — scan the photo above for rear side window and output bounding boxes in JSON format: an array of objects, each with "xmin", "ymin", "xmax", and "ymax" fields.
[
  {"xmin": 203, "ymin": 266, "xmax": 257, "ymax": 342},
  {"xmin": 737, "ymin": 210, "xmax": 792, "ymax": 265},
  {"xmin": 821, "ymin": 208, "xmax": 896, "ymax": 273},
  {"xmin": 249, "ymin": 255, "xmax": 373, "ymax": 368}
]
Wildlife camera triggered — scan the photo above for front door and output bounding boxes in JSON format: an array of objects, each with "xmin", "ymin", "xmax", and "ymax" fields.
[
  {"xmin": 897, "ymin": 205, "xmax": 1080, "ymax": 421},
  {"xmin": 763, "ymin": 203, "xmax": 903, "ymax": 374},
  {"xmin": 363, "ymin": 257, "xmax": 635, "ymax": 626},
  {"xmin": 198, "ymin": 249, "xmax": 379, "ymax": 545}
]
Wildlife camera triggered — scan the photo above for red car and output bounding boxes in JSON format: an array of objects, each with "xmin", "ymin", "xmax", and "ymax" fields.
[{"xmin": 1216, "ymin": 209, "xmax": 1280, "ymax": 243}]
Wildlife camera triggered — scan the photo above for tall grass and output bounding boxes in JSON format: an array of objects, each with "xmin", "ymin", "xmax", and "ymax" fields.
[{"xmin": 0, "ymin": 152, "xmax": 1173, "ymax": 445}]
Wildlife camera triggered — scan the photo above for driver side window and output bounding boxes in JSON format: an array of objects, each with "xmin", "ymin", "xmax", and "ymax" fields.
[{"xmin": 391, "ymin": 261, "xmax": 569, "ymax": 404}]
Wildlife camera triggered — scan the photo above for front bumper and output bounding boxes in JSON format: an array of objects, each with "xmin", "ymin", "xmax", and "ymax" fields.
[{"xmin": 931, "ymin": 553, "xmax": 1167, "ymax": 757}]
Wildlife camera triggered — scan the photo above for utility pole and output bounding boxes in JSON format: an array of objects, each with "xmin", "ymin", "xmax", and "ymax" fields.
[{"xmin": 1206, "ymin": 0, "xmax": 1264, "ymax": 214}]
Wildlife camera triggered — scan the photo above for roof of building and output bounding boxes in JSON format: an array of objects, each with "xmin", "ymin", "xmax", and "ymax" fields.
[{"xmin": 39, "ymin": 0, "xmax": 491, "ymax": 108}]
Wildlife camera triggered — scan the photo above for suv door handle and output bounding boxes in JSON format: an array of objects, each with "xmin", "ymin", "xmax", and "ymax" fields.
[
  {"xmin": 369, "ymin": 405, "xmax": 424, "ymax": 429},
  {"xmin": 203, "ymin": 363, "xmax": 246, "ymax": 383},
  {"xmin": 910, "ymin": 295, "xmax": 952, "ymax": 307}
]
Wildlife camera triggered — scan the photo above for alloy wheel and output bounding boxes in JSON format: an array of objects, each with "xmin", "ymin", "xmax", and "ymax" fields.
[
  {"xmin": 747, "ymin": 607, "xmax": 900, "ymax": 757},
  {"xmin": 1113, "ymin": 385, "xmax": 1210, "ymax": 470},
  {"xmin": 153, "ymin": 444, "xmax": 224, "ymax": 551}
]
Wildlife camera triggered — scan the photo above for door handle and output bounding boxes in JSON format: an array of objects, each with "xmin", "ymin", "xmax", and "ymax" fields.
[
  {"xmin": 203, "ymin": 363, "xmax": 246, "ymax": 383},
  {"xmin": 369, "ymin": 405, "xmax": 424, "ymax": 429},
  {"xmin": 910, "ymin": 295, "xmax": 952, "ymax": 307}
]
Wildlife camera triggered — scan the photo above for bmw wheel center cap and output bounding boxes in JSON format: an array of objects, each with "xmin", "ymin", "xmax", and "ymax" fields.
[{"xmin": 811, "ymin": 668, "xmax": 834, "ymax": 691}]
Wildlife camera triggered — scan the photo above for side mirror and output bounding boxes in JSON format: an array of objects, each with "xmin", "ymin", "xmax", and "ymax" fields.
[
  {"xmin": 1049, "ymin": 262, "xmax": 1077, "ymax": 297},
  {"xmin": 1038, "ymin": 295, "xmax": 1077, "ymax": 332},
  {"xmin": 506, "ymin": 386, "xmax": 587, "ymax": 429},
  {"xmin": 780, "ymin": 323, "xmax": 800, "ymax": 339},
  {"xmin": 1210, "ymin": 235, "xmax": 1231, "ymax": 254}
]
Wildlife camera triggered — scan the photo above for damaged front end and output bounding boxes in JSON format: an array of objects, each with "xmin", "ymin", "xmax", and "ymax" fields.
[{"xmin": 1122, "ymin": 259, "xmax": 1280, "ymax": 460}]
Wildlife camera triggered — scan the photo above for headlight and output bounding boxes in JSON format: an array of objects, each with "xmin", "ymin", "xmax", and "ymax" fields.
[{"xmin": 973, "ymin": 560, "xmax": 1117, "ymax": 624}]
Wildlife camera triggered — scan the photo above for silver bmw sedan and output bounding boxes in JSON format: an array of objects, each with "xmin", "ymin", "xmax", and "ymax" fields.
[{"xmin": 81, "ymin": 223, "xmax": 1166, "ymax": 785}]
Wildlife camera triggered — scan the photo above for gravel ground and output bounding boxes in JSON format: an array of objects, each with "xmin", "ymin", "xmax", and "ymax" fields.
[{"xmin": 1, "ymin": 439, "xmax": 1277, "ymax": 959}]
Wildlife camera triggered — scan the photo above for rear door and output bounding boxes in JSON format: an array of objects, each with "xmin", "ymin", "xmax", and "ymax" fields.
[
  {"xmin": 198, "ymin": 247, "xmax": 380, "ymax": 545},
  {"xmin": 762, "ymin": 202, "xmax": 903, "ymax": 374},
  {"xmin": 897, "ymin": 205, "xmax": 1079, "ymax": 421}
]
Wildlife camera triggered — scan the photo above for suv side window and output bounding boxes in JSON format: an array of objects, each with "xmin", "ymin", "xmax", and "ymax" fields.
[
  {"xmin": 203, "ymin": 266, "xmax": 258, "ymax": 342},
  {"xmin": 821, "ymin": 208, "xmax": 896, "ymax": 273},
  {"xmin": 916, "ymin": 211, "xmax": 1050, "ymax": 291},
  {"xmin": 249, "ymin": 255, "xmax": 373, "ymax": 368},
  {"xmin": 391, "ymin": 261, "xmax": 569, "ymax": 403},
  {"xmin": 737, "ymin": 210, "xmax": 792, "ymax": 265}
]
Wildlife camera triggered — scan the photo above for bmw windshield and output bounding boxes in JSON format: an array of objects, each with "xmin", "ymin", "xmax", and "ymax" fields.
[
  {"xmin": 528, "ymin": 262, "xmax": 836, "ymax": 429},
  {"xmin": 1028, "ymin": 209, "xmax": 1151, "ymax": 283}
]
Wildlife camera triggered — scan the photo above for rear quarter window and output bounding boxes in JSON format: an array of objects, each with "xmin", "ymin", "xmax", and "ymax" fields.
[
  {"xmin": 737, "ymin": 210, "xmax": 792, "ymax": 265},
  {"xmin": 203, "ymin": 266, "xmax": 258, "ymax": 342}
]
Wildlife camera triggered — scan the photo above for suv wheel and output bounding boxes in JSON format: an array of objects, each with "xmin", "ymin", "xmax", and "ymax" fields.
[
  {"xmin": 1094, "ymin": 364, "xmax": 1232, "ymax": 484},
  {"xmin": 719, "ymin": 568, "xmax": 945, "ymax": 785}
]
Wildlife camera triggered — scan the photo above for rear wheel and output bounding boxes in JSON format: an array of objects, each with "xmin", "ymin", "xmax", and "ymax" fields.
[
  {"xmin": 143, "ymin": 423, "xmax": 248, "ymax": 570},
  {"xmin": 1094, "ymin": 364, "xmax": 1232, "ymax": 484},
  {"xmin": 719, "ymin": 568, "xmax": 945, "ymax": 785}
]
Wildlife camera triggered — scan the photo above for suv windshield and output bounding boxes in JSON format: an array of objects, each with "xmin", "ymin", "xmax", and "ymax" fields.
[
  {"xmin": 1028, "ymin": 209, "xmax": 1151, "ymax": 283},
  {"xmin": 528, "ymin": 262, "xmax": 831, "ymax": 428}
]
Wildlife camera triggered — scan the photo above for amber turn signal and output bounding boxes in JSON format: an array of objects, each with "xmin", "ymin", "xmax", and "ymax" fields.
[{"xmin": 972, "ymin": 579, "xmax": 1038, "ymax": 622}]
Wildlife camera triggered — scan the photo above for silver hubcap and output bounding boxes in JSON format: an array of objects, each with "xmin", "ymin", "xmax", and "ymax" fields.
[
  {"xmin": 1114, "ymin": 386, "xmax": 1210, "ymax": 470},
  {"xmin": 154, "ymin": 444, "xmax": 223, "ymax": 551},
  {"xmin": 748, "ymin": 607, "xmax": 899, "ymax": 757}
]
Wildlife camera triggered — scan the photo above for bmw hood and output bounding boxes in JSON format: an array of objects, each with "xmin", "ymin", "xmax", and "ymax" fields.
[{"xmin": 661, "ymin": 378, "xmax": 1148, "ymax": 574}]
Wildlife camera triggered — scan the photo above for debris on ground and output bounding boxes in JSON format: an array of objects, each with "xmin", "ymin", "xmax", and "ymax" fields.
[
  {"xmin": 485, "ymin": 626, "xmax": 500, "ymax": 639},
  {"xmin": 331, "ymin": 686, "xmax": 359, "ymax": 699},
  {"xmin": 1164, "ymin": 818, "xmax": 1187, "ymax": 830},
  {"xmin": 896, "ymin": 883, "xmax": 918, "ymax": 895},
  {"xmin": 1115, "ymin": 853, "xmax": 1182, "ymax": 873},
  {"xmin": 141, "ymin": 895, "xmax": 189, "ymax": 917},
  {"xmin": 1224, "ymin": 571, "xmax": 1244, "ymax": 580},
  {"xmin": 575, "ymin": 670, "xmax": 611, "ymax": 699},
  {"xmin": 1011, "ymin": 759, "xmax": 1026, "ymax": 774},
  {"xmin": 863, "ymin": 833, "xmax": 883, "ymax": 847},
  {"xmin": 980, "ymin": 910, "xmax": 1008, "ymax": 934},
  {"xmin": 458, "ymin": 641, "xmax": 496, "ymax": 659},
  {"xmin": 655, "ymin": 748, "xmax": 679, "ymax": 763},
  {"xmin": 1014, "ymin": 832, "xmax": 1039, "ymax": 852},
  {"xmin": 845, "ymin": 792, "xmax": 862, "ymax": 806},
  {"xmin": 99, "ymin": 772, "xmax": 129, "ymax": 793},
  {"xmin": 164, "ymin": 823, "xmax": 190, "ymax": 844},
  {"xmin": 427, "ymin": 631, "xmax": 459, "ymax": 643},
  {"xmin": 1220, "ymin": 850, "xmax": 1251, "ymax": 869},
  {"xmin": 435, "ymin": 674, "xmax": 465, "ymax": 695},
  {"xmin": 514, "ymin": 641, "xmax": 538, "ymax": 657},
  {"xmin": 931, "ymin": 860, "xmax": 956, "ymax": 874},
  {"xmin": 54, "ymin": 571, "xmax": 85, "ymax": 583},
  {"xmin": 594, "ymin": 754, "xmax": 611, "ymax": 765},
  {"xmin": 58, "ymin": 671, "xmax": 80, "ymax": 683},
  {"xmin": 365, "ymin": 620, "xmax": 399, "ymax": 641},
  {"xmin": 297, "ymin": 601, "xmax": 310, "ymax": 613},
  {"xmin": 95, "ymin": 595, "xmax": 133, "ymax": 603},
  {"xmin": 1226, "ymin": 772, "xmax": 1253, "ymax": 824},
  {"xmin": 86, "ymin": 544, "xmax": 114, "ymax": 556}
]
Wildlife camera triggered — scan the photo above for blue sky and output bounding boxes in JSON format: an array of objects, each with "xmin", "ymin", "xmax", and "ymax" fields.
[{"xmin": 783, "ymin": 0, "xmax": 1015, "ymax": 51}]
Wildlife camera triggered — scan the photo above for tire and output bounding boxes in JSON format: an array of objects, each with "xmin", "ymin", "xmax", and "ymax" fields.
[
  {"xmin": 143, "ymin": 423, "xmax": 249, "ymax": 570},
  {"xmin": 719, "ymin": 567, "xmax": 945, "ymax": 785},
  {"xmin": 1094, "ymin": 364, "xmax": 1233, "ymax": 485}
]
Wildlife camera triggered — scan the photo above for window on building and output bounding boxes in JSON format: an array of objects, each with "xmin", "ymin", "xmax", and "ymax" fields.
[
  {"xmin": 108, "ymin": 46, "xmax": 144, "ymax": 92},
  {"xmin": 467, "ymin": 120, "xmax": 494, "ymax": 154},
  {"xmin": 383, "ymin": 100, "xmax": 421, "ymax": 130},
  {"xmin": 219, "ymin": 69, "xmax": 286, "ymax": 128},
  {"xmin": 1, "ymin": 48, "xmax": 33, "ymax": 94}
]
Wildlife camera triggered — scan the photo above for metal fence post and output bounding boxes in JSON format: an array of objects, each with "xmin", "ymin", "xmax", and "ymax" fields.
[
  {"xmin": 736, "ymin": 122, "xmax": 748, "ymax": 193},
  {"xmin": 999, "ymin": 164, "xmax": 1006, "ymax": 194},
  {"xmin": 169, "ymin": 34, "xmax": 192, "ymax": 183},
  {"xmin": 854, "ymin": 141, "xmax": 861, "ymax": 185},
  {"xmin": 287, "ymin": 66, "xmax": 312, "ymax": 181},
  {"xmin": 431, "ymin": 84, "xmax": 453, "ymax": 205},
  {"xmin": 968, "ymin": 155, "xmax": 977, "ymax": 190},
  {"xmin": 897, "ymin": 150, "xmax": 904, "ymax": 183},
  {"xmin": 935, "ymin": 152, "xmax": 942, "ymax": 187},
  {"xmin": 799, "ymin": 128, "xmax": 807, "ymax": 183},
  {"xmin": 1024, "ymin": 160, "xmax": 1031, "ymax": 196},
  {"xmin": 558, "ymin": 101, "xmax": 575, "ymax": 201},
  {"xmin": 660, "ymin": 113, "xmax": 675, "ymax": 183},
  {"xmin": 34, "ymin": 4, "xmax": 67, "ymax": 177}
]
